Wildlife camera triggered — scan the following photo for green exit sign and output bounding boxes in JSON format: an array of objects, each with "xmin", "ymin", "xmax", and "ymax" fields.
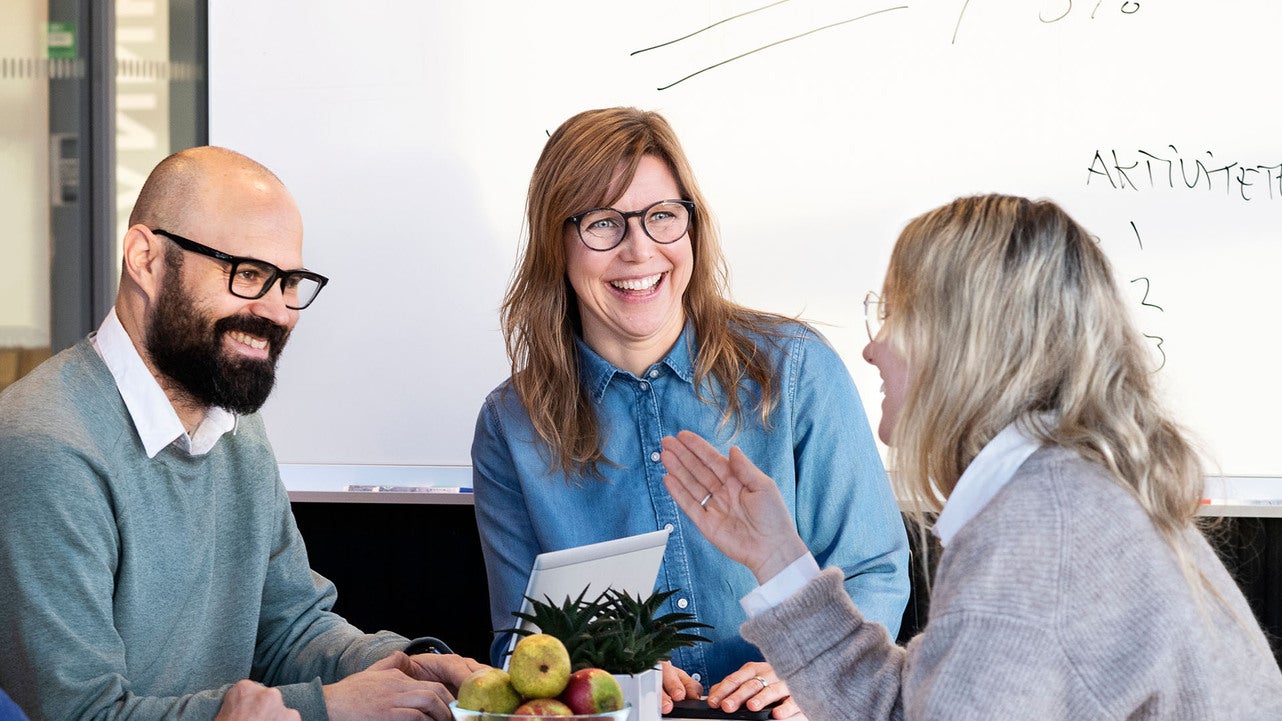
[{"xmin": 47, "ymin": 22, "xmax": 76, "ymax": 60}]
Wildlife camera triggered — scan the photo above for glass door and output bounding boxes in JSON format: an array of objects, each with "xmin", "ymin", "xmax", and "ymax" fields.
[
  {"xmin": 0, "ymin": 0, "xmax": 205, "ymax": 394},
  {"xmin": 1, "ymin": 0, "xmax": 59, "ymax": 391}
]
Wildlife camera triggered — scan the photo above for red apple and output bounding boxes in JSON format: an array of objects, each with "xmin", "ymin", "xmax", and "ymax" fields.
[
  {"xmin": 557, "ymin": 668, "xmax": 624, "ymax": 715},
  {"xmin": 514, "ymin": 698, "xmax": 574, "ymax": 717}
]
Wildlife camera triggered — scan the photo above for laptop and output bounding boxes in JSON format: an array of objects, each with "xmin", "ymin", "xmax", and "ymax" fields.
[{"xmin": 501, "ymin": 528, "xmax": 671, "ymax": 665}]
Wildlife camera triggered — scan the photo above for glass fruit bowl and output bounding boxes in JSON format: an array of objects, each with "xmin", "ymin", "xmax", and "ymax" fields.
[{"xmin": 449, "ymin": 701, "xmax": 632, "ymax": 721}]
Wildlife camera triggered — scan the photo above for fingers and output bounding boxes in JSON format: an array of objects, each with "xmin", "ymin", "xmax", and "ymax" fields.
[
  {"xmin": 369, "ymin": 651, "xmax": 412, "ymax": 673},
  {"xmin": 392, "ymin": 684, "xmax": 453, "ymax": 721},
  {"xmin": 706, "ymin": 662, "xmax": 765, "ymax": 705},
  {"xmin": 660, "ymin": 448, "xmax": 711, "ymax": 520},
  {"xmin": 405, "ymin": 653, "xmax": 488, "ymax": 689},
  {"xmin": 324, "ymin": 668, "xmax": 457, "ymax": 721},
  {"xmin": 661, "ymin": 432, "xmax": 729, "ymax": 484},
  {"xmin": 771, "ymin": 694, "xmax": 801, "ymax": 719},
  {"xmin": 707, "ymin": 663, "xmax": 791, "ymax": 714},
  {"xmin": 660, "ymin": 432, "xmax": 732, "ymax": 516},
  {"xmin": 727, "ymin": 446, "xmax": 772, "ymax": 491},
  {"xmin": 682, "ymin": 671, "xmax": 704, "ymax": 700},
  {"xmin": 659, "ymin": 661, "xmax": 702, "ymax": 712}
]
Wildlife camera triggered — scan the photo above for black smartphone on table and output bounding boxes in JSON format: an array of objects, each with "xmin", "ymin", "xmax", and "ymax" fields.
[{"xmin": 663, "ymin": 698, "xmax": 778, "ymax": 720}]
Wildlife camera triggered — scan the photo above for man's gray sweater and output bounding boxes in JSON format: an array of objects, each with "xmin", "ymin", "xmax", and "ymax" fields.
[{"xmin": 0, "ymin": 340, "xmax": 405, "ymax": 720}]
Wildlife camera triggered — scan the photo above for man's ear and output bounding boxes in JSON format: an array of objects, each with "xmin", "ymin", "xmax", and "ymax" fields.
[{"xmin": 121, "ymin": 225, "xmax": 168, "ymax": 301}]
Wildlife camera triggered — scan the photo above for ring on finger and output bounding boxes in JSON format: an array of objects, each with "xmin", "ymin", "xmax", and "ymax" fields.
[
  {"xmin": 754, "ymin": 675, "xmax": 769, "ymax": 689},
  {"xmin": 699, "ymin": 492, "xmax": 713, "ymax": 508}
]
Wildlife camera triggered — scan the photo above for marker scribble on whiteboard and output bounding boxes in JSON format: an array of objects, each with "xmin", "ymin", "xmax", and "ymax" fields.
[
  {"xmin": 633, "ymin": 2, "xmax": 908, "ymax": 91},
  {"xmin": 630, "ymin": 0, "xmax": 792, "ymax": 55},
  {"xmin": 1126, "ymin": 222, "xmax": 1166, "ymax": 372},
  {"xmin": 1086, "ymin": 146, "xmax": 1282, "ymax": 201},
  {"xmin": 954, "ymin": 1, "xmax": 1141, "ymax": 44}
]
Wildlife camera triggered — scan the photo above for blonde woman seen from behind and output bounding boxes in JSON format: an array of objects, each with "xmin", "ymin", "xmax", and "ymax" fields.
[{"xmin": 660, "ymin": 194, "xmax": 1282, "ymax": 719}]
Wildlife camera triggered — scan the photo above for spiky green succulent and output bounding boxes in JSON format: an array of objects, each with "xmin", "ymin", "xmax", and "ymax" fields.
[{"xmin": 510, "ymin": 587, "xmax": 711, "ymax": 675}]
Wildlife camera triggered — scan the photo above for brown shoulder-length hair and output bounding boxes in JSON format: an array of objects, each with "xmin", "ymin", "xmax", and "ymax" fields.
[{"xmin": 502, "ymin": 107, "xmax": 794, "ymax": 479}]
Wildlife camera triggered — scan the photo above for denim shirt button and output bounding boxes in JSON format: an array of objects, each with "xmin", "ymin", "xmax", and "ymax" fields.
[
  {"xmin": 664, "ymin": 523, "xmax": 674, "ymax": 532},
  {"xmin": 691, "ymin": 673, "xmax": 701, "ymax": 682},
  {"xmin": 649, "ymin": 369, "xmax": 659, "ymax": 378},
  {"xmin": 650, "ymin": 451, "xmax": 661, "ymax": 462},
  {"xmin": 677, "ymin": 597, "xmax": 689, "ymax": 609},
  {"xmin": 639, "ymin": 381, "xmax": 649, "ymax": 391}
]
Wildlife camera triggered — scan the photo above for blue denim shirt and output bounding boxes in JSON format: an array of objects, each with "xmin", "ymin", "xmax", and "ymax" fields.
[{"xmin": 472, "ymin": 321, "xmax": 909, "ymax": 685}]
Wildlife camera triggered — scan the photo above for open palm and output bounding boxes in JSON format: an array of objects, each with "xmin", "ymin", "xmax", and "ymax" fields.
[{"xmin": 660, "ymin": 431, "xmax": 808, "ymax": 583}]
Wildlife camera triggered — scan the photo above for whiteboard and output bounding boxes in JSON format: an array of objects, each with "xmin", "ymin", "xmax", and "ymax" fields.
[{"xmin": 209, "ymin": 1, "xmax": 1281, "ymax": 480}]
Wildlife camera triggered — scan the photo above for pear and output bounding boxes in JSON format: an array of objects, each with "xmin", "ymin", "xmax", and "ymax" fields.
[
  {"xmin": 508, "ymin": 633, "xmax": 572, "ymax": 699},
  {"xmin": 456, "ymin": 667, "xmax": 521, "ymax": 714}
]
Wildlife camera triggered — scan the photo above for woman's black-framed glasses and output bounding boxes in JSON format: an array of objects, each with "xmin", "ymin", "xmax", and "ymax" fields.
[
  {"xmin": 567, "ymin": 199, "xmax": 695, "ymax": 251},
  {"xmin": 864, "ymin": 291, "xmax": 888, "ymax": 342},
  {"xmin": 151, "ymin": 229, "xmax": 329, "ymax": 309}
]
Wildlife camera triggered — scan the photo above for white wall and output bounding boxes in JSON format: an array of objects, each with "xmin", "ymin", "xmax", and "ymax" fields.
[{"xmin": 210, "ymin": 1, "xmax": 1282, "ymax": 479}]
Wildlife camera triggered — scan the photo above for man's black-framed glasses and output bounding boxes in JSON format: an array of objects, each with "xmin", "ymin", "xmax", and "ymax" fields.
[
  {"xmin": 567, "ymin": 199, "xmax": 695, "ymax": 251},
  {"xmin": 151, "ymin": 229, "xmax": 329, "ymax": 309}
]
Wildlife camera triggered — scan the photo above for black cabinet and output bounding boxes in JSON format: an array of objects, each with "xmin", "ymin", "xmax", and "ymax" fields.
[{"xmin": 291, "ymin": 500, "xmax": 496, "ymax": 662}]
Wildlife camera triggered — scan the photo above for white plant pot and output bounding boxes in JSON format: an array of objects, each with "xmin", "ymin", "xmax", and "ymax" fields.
[{"xmin": 612, "ymin": 666, "xmax": 662, "ymax": 721}]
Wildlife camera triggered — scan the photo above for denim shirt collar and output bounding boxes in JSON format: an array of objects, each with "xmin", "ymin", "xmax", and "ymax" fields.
[{"xmin": 574, "ymin": 323, "xmax": 698, "ymax": 402}]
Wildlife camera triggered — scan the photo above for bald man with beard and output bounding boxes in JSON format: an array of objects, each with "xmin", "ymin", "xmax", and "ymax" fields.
[{"xmin": 0, "ymin": 147, "xmax": 484, "ymax": 721}]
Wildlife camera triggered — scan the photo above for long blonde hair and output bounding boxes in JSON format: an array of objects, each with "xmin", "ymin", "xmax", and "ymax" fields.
[
  {"xmin": 883, "ymin": 195, "xmax": 1203, "ymax": 544},
  {"xmin": 502, "ymin": 107, "xmax": 795, "ymax": 479}
]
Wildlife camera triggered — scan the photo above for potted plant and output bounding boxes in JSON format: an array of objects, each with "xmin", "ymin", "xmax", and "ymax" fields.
[{"xmin": 510, "ymin": 587, "xmax": 711, "ymax": 721}]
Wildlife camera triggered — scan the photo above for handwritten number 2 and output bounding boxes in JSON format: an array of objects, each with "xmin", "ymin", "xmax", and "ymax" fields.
[{"xmin": 1129, "ymin": 277, "xmax": 1164, "ymax": 312}]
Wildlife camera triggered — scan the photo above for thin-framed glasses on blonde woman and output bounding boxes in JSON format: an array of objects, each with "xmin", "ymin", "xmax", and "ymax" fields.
[{"xmin": 864, "ymin": 291, "xmax": 888, "ymax": 342}]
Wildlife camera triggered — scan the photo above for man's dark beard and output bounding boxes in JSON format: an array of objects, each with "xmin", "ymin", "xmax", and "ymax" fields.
[{"xmin": 146, "ymin": 277, "xmax": 291, "ymax": 415}]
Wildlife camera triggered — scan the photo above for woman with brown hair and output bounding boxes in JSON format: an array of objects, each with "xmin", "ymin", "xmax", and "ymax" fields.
[
  {"xmin": 661, "ymin": 194, "xmax": 1282, "ymax": 719},
  {"xmin": 472, "ymin": 107, "xmax": 909, "ymax": 718}
]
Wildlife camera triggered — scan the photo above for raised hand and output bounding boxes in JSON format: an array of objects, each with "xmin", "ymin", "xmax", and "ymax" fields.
[{"xmin": 659, "ymin": 431, "xmax": 808, "ymax": 584}]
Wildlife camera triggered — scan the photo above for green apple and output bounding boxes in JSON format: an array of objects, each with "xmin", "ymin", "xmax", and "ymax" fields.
[
  {"xmin": 558, "ymin": 667, "xmax": 624, "ymax": 714},
  {"xmin": 456, "ymin": 667, "xmax": 521, "ymax": 714},
  {"xmin": 508, "ymin": 633, "xmax": 572, "ymax": 699}
]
